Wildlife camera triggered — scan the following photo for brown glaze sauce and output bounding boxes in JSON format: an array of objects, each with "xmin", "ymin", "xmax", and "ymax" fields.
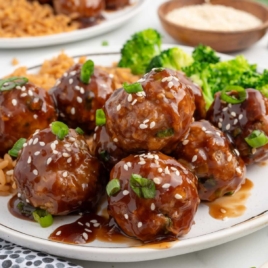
[{"xmin": 205, "ymin": 179, "xmax": 253, "ymax": 220}]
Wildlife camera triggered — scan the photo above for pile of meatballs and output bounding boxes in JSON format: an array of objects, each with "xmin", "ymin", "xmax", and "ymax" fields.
[{"xmin": 1, "ymin": 59, "xmax": 267, "ymax": 243}]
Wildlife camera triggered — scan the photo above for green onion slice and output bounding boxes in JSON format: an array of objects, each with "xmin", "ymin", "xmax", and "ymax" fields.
[
  {"xmin": 156, "ymin": 128, "xmax": 174, "ymax": 138},
  {"xmin": 8, "ymin": 138, "xmax": 27, "ymax": 158},
  {"xmin": 51, "ymin": 121, "xmax": 69, "ymax": 140},
  {"xmin": 152, "ymin": 67, "xmax": 165, "ymax": 72},
  {"xmin": 130, "ymin": 174, "xmax": 156, "ymax": 199},
  {"xmin": 220, "ymin": 86, "xmax": 247, "ymax": 104},
  {"xmin": 75, "ymin": 127, "xmax": 84, "ymax": 135},
  {"xmin": 0, "ymin": 77, "xmax": 28, "ymax": 91},
  {"xmin": 245, "ymin": 130, "xmax": 268, "ymax": 148},
  {"xmin": 32, "ymin": 209, "xmax": 53, "ymax": 228},
  {"xmin": 80, "ymin": 60, "xmax": 94, "ymax": 84},
  {"xmin": 95, "ymin": 109, "xmax": 106, "ymax": 126},
  {"xmin": 99, "ymin": 150, "xmax": 110, "ymax": 162},
  {"xmin": 123, "ymin": 82, "xmax": 143, "ymax": 94},
  {"xmin": 106, "ymin": 179, "xmax": 120, "ymax": 196}
]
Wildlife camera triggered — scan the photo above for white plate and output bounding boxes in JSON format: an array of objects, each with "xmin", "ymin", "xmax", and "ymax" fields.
[
  {"xmin": 1, "ymin": 45, "xmax": 268, "ymax": 262},
  {"xmin": 0, "ymin": 0, "xmax": 148, "ymax": 49}
]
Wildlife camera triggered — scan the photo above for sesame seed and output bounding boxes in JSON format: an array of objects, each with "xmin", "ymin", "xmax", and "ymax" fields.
[
  {"xmin": 27, "ymin": 156, "xmax": 31, "ymax": 164},
  {"xmin": 117, "ymin": 104, "xmax": 121, "ymax": 111},
  {"xmin": 113, "ymin": 138, "xmax": 118, "ymax": 143},
  {"xmin": 67, "ymin": 157, "xmax": 72, "ymax": 163},
  {"xmin": 150, "ymin": 121, "xmax": 156, "ymax": 129},
  {"xmin": 63, "ymin": 72, "xmax": 68, "ymax": 77},
  {"xmin": 77, "ymin": 96, "xmax": 82, "ymax": 103},
  {"xmin": 192, "ymin": 155, "xmax": 197, "ymax": 162},
  {"xmin": 56, "ymin": 231, "xmax": 61, "ymax": 236},
  {"xmin": 218, "ymin": 122, "xmax": 222, "ymax": 128},
  {"xmin": 227, "ymin": 155, "xmax": 232, "ymax": 162},
  {"xmin": 154, "ymin": 155, "xmax": 159, "ymax": 160},
  {"xmin": 28, "ymin": 90, "xmax": 33, "ymax": 96},
  {"xmin": 226, "ymin": 124, "xmax": 231, "ymax": 131},
  {"xmin": 70, "ymin": 71, "xmax": 76, "ymax": 76},
  {"xmin": 47, "ymin": 157, "xmax": 52, "ymax": 165},
  {"xmin": 39, "ymin": 142, "xmax": 45, "ymax": 146},
  {"xmin": 93, "ymin": 223, "xmax": 100, "ymax": 227},
  {"xmin": 63, "ymin": 171, "xmax": 68, "ymax": 177},
  {"xmin": 231, "ymin": 112, "xmax": 236, "ymax": 117},
  {"xmin": 170, "ymin": 167, "xmax": 177, "ymax": 171},
  {"xmin": 128, "ymin": 94, "xmax": 133, "ymax": 102},
  {"xmin": 153, "ymin": 177, "xmax": 161, "ymax": 184},
  {"xmin": 33, "ymin": 138, "xmax": 38, "ymax": 145},
  {"xmin": 85, "ymin": 228, "xmax": 92, "ymax": 232},
  {"xmin": 252, "ymin": 148, "xmax": 257, "ymax": 155},
  {"xmin": 236, "ymin": 167, "xmax": 241, "ymax": 174},
  {"xmin": 6, "ymin": 170, "xmax": 14, "ymax": 176},
  {"xmin": 137, "ymin": 222, "xmax": 142, "ymax": 228},
  {"xmin": 138, "ymin": 161, "xmax": 146, "ymax": 165},
  {"xmin": 124, "ymin": 164, "xmax": 128, "ymax": 171},
  {"xmin": 51, "ymin": 143, "xmax": 56, "ymax": 150},
  {"xmin": 90, "ymin": 219, "xmax": 97, "ymax": 223},
  {"xmin": 34, "ymin": 151, "xmax": 40, "ymax": 156},
  {"xmin": 219, "ymin": 118, "xmax": 223, "ymax": 122},
  {"xmin": 63, "ymin": 153, "xmax": 70, "ymax": 158},
  {"xmin": 220, "ymin": 208, "xmax": 227, "ymax": 214},
  {"xmin": 158, "ymin": 168, "xmax": 163, "ymax": 173},
  {"xmin": 234, "ymin": 149, "xmax": 240, "ymax": 156},
  {"xmin": 82, "ymin": 232, "xmax": 88, "ymax": 240},
  {"xmin": 136, "ymin": 91, "xmax": 146, "ymax": 97},
  {"xmin": 162, "ymin": 183, "xmax": 171, "ymax": 189},
  {"xmin": 228, "ymin": 104, "xmax": 232, "ymax": 108},
  {"xmin": 222, "ymin": 107, "xmax": 228, "ymax": 112},
  {"xmin": 33, "ymin": 169, "xmax": 38, "ymax": 176},
  {"xmin": 233, "ymin": 119, "xmax": 238, "ymax": 125},
  {"xmin": 165, "ymin": 166, "xmax": 170, "ymax": 175},
  {"xmin": 202, "ymin": 127, "xmax": 206, "ymax": 131},
  {"xmin": 93, "ymin": 133, "xmax": 96, "ymax": 140},
  {"xmin": 23, "ymin": 143, "xmax": 27, "ymax": 147},
  {"xmin": 175, "ymin": 193, "xmax": 182, "ymax": 199},
  {"xmin": 175, "ymin": 170, "xmax": 180, "ymax": 176},
  {"xmin": 182, "ymin": 140, "xmax": 189, "ymax": 145},
  {"xmin": 131, "ymin": 99, "xmax": 137, "ymax": 105},
  {"xmin": 69, "ymin": 78, "xmax": 73, "ymax": 84},
  {"xmin": 143, "ymin": 119, "xmax": 149, "ymax": 124},
  {"xmin": 151, "ymin": 203, "xmax": 155, "ymax": 211},
  {"xmin": 17, "ymin": 193, "xmax": 21, "ymax": 198},
  {"xmin": 139, "ymin": 124, "xmax": 148, "ymax": 129},
  {"xmin": 20, "ymin": 93, "xmax": 27, "ymax": 97},
  {"xmin": 33, "ymin": 114, "xmax": 38, "ymax": 119},
  {"xmin": 75, "ymin": 85, "xmax": 80, "ymax": 90},
  {"xmin": 123, "ymin": 190, "xmax": 129, "ymax": 195},
  {"xmin": 12, "ymin": 99, "xmax": 17, "ymax": 106},
  {"xmin": 69, "ymin": 137, "xmax": 76, "ymax": 141},
  {"xmin": 124, "ymin": 214, "xmax": 129, "ymax": 219},
  {"xmin": 26, "ymin": 199, "xmax": 30, "ymax": 203},
  {"xmin": 86, "ymin": 222, "xmax": 90, "ymax": 227},
  {"xmin": 168, "ymin": 81, "xmax": 173, "ymax": 88},
  {"xmin": 239, "ymin": 114, "xmax": 243, "ymax": 120},
  {"xmin": 71, "ymin": 107, "xmax": 75, "ymax": 115},
  {"xmin": 80, "ymin": 87, "xmax": 85, "ymax": 94}
]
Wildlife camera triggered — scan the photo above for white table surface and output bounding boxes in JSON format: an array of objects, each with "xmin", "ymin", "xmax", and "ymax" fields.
[{"xmin": 1, "ymin": 0, "xmax": 268, "ymax": 267}]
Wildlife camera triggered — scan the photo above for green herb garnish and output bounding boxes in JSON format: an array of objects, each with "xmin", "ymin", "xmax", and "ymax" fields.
[
  {"xmin": 156, "ymin": 128, "xmax": 174, "ymax": 138},
  {"xmin": 8, "ymin": 138, "xmax": 26, "ymax": 158},
  {"xmin": 220, "ymin": 86, "xmax": 247, "ymax": 104},
  {"xmin": 0, "ymin": 77, "xmax": 28, "ymax": 91},
  {"xmin": 80, "ymin": 60, "xmax": 94, "ymax": 84},
  {"xmin": 75, "ymin": 127, "xmax": 84, "ymax": 135},
  {"xmin": 95, "ymin": 109, "xmax": 106, "ymax": 126},
  {"xmin": 245, "ymin": 130, "xmax": 268, "ymax": 148},
  {"xmin": 32, "ymin": 209, "xmax": 53, "ymax": 228},
  {"xmin": 51, "ymin": 121, "xmax": 69, "ymax": 140},
  {"xmin": 130, "ymin": 174, "xmax": 156, "ymax": 199},
  {"xmin": 123, "ymin": 82, "xmax": 143, "ymax": 94},
  {"xmin": 106, "ymin": 179, "xmax": 121, "ymax": 196},
  {"xmin": 102, "ymin": 41, "xmax": 109, "ymax": 46},
  {"xmin": 99, "ymin": 150, "xmax": 110, "ymax": 162}
]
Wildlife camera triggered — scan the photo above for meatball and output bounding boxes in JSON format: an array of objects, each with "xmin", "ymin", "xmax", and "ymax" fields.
[
  {"xmin": 107, "ymin": 152, "xmax": 199, "ymax": 242},
  {"xmin": 50, "ymin": 63, "xmax": 114, "ymax": 133},
  {"xmin": 53, "ymin": 0, "xmax": 105, "ymax": 20},
  {"xmin": 104, "ymin": 68, "xmax": 195, "ymax": 154},
  {"xmin": 173, "ymin": 120, "xmax": 246, "ymax": 201},
  {"xmin": 206, "ymin": 88, "xmax": 268, "ymax": 165},
  {"xmin": 91, "ymin": 125, "xmax": 128, "ymax": 171},
  {"xmin": 0, "ymin": 79, "xmax": 57, "ymax": 156},
  {"xmin": 14, "ymin": 124, "xmax": 102, "ymax": 215},
  {"xmin": 105, "ymin": 0, "xmax": 129, "ymax": 10}
]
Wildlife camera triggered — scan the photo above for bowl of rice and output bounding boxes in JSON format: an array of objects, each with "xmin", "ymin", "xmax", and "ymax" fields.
[{"xmin": 158, "ymin": 0, "xmax": 268, "ymax": 52}]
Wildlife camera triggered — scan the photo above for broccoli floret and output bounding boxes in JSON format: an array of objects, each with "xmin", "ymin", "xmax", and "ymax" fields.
[
  {"xmin": 192, "ymin": 44, "xmax": 220, "ymax": 64},
  {"xmin": 118, "ymin": 29, "xmax": 162, "ymax": 75},
  {"xmin": 146, "ymin": 47, "xmax": 193, "ymax": 72}
]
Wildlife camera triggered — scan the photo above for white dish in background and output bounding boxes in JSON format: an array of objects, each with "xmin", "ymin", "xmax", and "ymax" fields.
[
  {"xmin": 0, "ymin": 0, "xmax": 148, "ymax": 49},
  {"xmin": 0, "ymin": 45, "xmax": 268, "ymax": 262}
]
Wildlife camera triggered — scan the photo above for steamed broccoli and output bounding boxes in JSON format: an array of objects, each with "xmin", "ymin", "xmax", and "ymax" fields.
[
  {"xmin": 118, "ymin": 29, "xmax": 162, "ymax": 75},
  {"xmin": 146, "ymin": 47, "xmax": 193, "ymax": 72}
]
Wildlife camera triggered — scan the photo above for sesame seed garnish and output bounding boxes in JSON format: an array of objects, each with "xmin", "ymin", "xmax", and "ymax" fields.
[
  {"xmin": 93, "ymin": 223, "xmax": 100, "ymax": 227},
  {"xmin": 154, "ymin": 155, "xmax": 159, "ymax": 160},
  {"xmin": 77, "ymin": 96, "xmax": 82, "ymax": 103},
  {"xmin": 165, "ymin": 166, "xmax": 170, "ymax": 175},
  {"xmin": 63, "ymin": 72, "xmax": 68, "ymax": 77},
  {"xmin": 51, "ymin": 143, "xmax": 56, "ymax": 150},
  {"xmin": 6, "ymin": 170, "xmax": 14, "ymax": 176},
  {"xmin": 27, "ymin": 156, "xmax": 31, "ymax": 164},
  {"xmin": 86, "ymin": 222, "xmax": 90, "ymax": 227},
  {"xmin": 71, "ymin": 107, "xmax": 75, "ymax": 115},
  {"xmin": 69, "ymin": 137, "xmax": 76, "ymax": 141},
  {"xmin": 131, "ymin": 99, "xmax": 137, "ymax": 105},
  {"xmin": 231, "ymin": 112, "xmax": 236, "ymax": 117},
  {"xmin": 252, "ymin": 148, "xmax": 257, "ymax": 155},
  {"xmin": 226, "ymin": 124, "xmax": 231, "ymax": 130},
  {"xmin": 183, "ymin": 169, "xmax": 188, "ymax": 174},
  {"xmin": 170, "ymin": 167, "xmax": 177, "ymax": 171},
  {"xmin": 17, "ymin": 193, "xmax": 21, "ymax": 198},
  {"xmin": 117, "ymin": 104, "xmax": 121, "ymax": 111},
  {"xmin": 123, "ymin": 190, "xmax": 129, "ymax": 195},
  {"xmin": 218, "ymin": 122, "xmax": 222, "ymax": 128},
  {"xmin": 137, "ymin": 222, "xmax": 142, "ymax": 228},
  {"xmin": 143, "ymin": 119, "xmax": 149, "ymax": 124},
  {"xmin": 227, "ymin": 155, "xmax": 232, "ymax": 162},
  {"xmin": 175, "ymin": 193, "xmax": 182, "ymax": 199},
  {"xmin": 192, "ymin": 155, "xmax": 197, "ymax": 162},
  {"xmin": 234, "ymin": 149, "xmax": 240, "ymax": 156},
  {"xmin": 62, "ymin": 153, "xmax": 70, "ymax": 158},
  {"xmin": 26, "ymin": 199, "xmax": 30, "ymax": 203},
  {"xmin": 138, "ymin": 161, "xmax": 146, "ymax": 165},
  {"xmin": 139, "ymin": 124, "xmax": 148, "ymax": 129},
  {"xmin": 63, "ymin": 171, "xmax": 68, "ymax": 177},
  {"xmin": 34, "ymin": 151, "xmax": 40, "ymax": 156},
  {"xmin": 222, "ymin": 107, "xmax": 228, "ymax": 112},
  {"xmin": 136, "ymin": 91, "xmax": 146, "ymax": 97},
  {"xmin": 93, "ymin": 133, "xmax": 96, "ymax": 140},
  {"xmin": 20, "ymin": 93, "xmax": 27, "ymax": 97},
  {"xmin": 82, "ymin": 232, "xmax": 88, "ymax": 240},
  {"xmin": 175, "ymin": 170, "xmax": 180, "ymax": 176},
  {"xmin": 202, "ymin": 127, "xmax": 206, "ymax": 131},
  {"xmin": 33, "ymin": 169, "xmax": 38, "ymax": 176},
  {"xmin": 239, "ymin": 114, "xmax": 243, "ymax": 120},
  {"xmin": 33, "ymin": 138, "xmax": 38, "ymax": 145},
  {"xmin": 69, "ymin": 78, "xmax": 73, "ymax": 84},
  {"xmin": 70, "ymin": 71, "xmax": 76, "ymax": 76},
  {"xmin": 23, "ymin": 143, "xmax": 27, "ymax": 147},
  {"xmin": 124, "ymin": 214, "xmax": 129, "ymax": 219},
  {"xmin": 28, "ymin": 90, "xmax": 33, "ymax": 96},
  {"xmin": 47, "ymin": 157, "xmax": 52, "ymax": 165},
  {"xmin": 124, "ymin": 164, "xmax": 128, "ymax": 171},
  {"xmin": 128, "ymin": 94, "xmax": 133, "ymax": 102},
  {"xmin": 150, "ymin": 121, "xmax": 156, "ymax": 129},
  {"xmin": 158, "ymin": 168, "xmax": 163, "ymax": 173},
  {"xmin": 113, "ymin": 138, "xmax": 118, "ymax": 143},
  {"xmin": 236, "ymin": 167, "xmax": 241, "ymax": 174},
  {"xmin": 153, "ymin": 177, "xmax": 161, "ymax": 184},
  {"xmin": 228, "ymin": 104, "xmax": 232, "ymax": 108},
  {"xmin": 127, "ymin": 162, "xmax": 132, "ymax": 167},
  {"xmin": 33, "ymin": 114, "xmax": 38, "ymax": 119},
  {"xmin": 12, "ymin": 99, "xmax": 17, "ymax": 106},
  {"xmin": 233, "ymin": 119, "xmax": 238, "ymax": 125},
  {"xmin": 90, "ymin": 219, "xmax": 97, "ymax": 223},
  {"xmin": 220, "ymin": 208, "xmax": 227, "ymax": 214},
  {"xmin": 85, "ymin": 229, "xmax": 92, "ymax": 232},
  {"xmin": 162, "ymin": 183, "xmax": 171, "ymax": 189},
  {"xmin": 80, "ymin": 87, "xmax": 85, "ymax": 94},
  {"xmin": 182, "ymin": 140, "xmax": 189, "ymax": 145},
  {"xmin": 56, "ymin": 231, "xmax": 61, "ymax": 236},
  {"xmin": 205, "ymin": 131, "xmax": 212, "ymax": 134},
  {"xmin": 167, "ymin": 81, "xmax": 174, "ymax": 88},
  {"xmin": 219, "ymin": 118, "xmax": 223, "ymax": 122},
  {"xmin": 151, "ymin": 203, "xmax": 155, "ymax": 211},
  {"xmin": 78, "ymin": 222, "xmax": 83, "ymax": 226},
  {"xmin": 67, "ymin": 157, "xmax": 72, "ymax": 163}
]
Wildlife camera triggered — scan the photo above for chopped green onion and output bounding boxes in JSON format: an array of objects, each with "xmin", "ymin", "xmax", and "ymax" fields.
[
  {"xmin": 80, "ymin": 60, "xmax": 94, "ymax": 84},
  {"xmin": 123, "ymin": 82, "xmax": 143, "ymax": 94},
  {"xmin": 225, "ymin": 191, "xmax": 234, "ymax": 196},
  {"xmin": 130, "ymin": 174, "xmax": 156, "ymax": 199},
  {"xmin": 51, "ymin": 121, "xmax": 69, "ymax": 140},
  {"xmin": 106, "ymin": 179, "xmax": 120, "ymax": 196},
  {"xmin": 245, "ymin": 130, "xmax": 268, "ymax": 148},
  {"xmin": 102, "ymin": 41, "xmax": 109, "ymax": 46},
  {"xmin": 220, "ymin": 86, "xmax": 247, "ymax": 104},
  {"xmin": 95, "ymin": 109, "xmax": 106, "ymax": 126},
  {"xmin": 32, "ymin": 209, "xmax": 53, "ymax": 228},
  {"xmin": 156, "ymin": 128, "xmax": 174, "ymax": 138},
  {"xmin": 75, "ymin": 127, "xmax": 84, "ymax": 135},
  {"xmin": 0, "ymin": 77, "xmax": 28, "ymax": 91},
  {"xmin": 152, "ymin": 67, "xmax": 165, "ymax": 72},
  {"xmin": 8, "ymin": 138, "xmax": 26, "ymax": 158},
  {"xmin": 99, "ymin": 150, "xmax": 110, "ymax": 162}
]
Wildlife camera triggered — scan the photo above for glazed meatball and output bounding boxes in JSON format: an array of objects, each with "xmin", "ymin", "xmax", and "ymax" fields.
[
  {"xmin": 91, "ymin": 125, "xmax": 128, "ymax": 171},
  {"xmin": 173, "ymin": 120, "xmax": 246, "ymax": 201},
  {"xmin": 105, "ymin": 0, "xmax": 129, "ymax": 9},
  {"xmin": 53, "ymin": 0, "xmax": 105, "ymax": 20},
  {"xmin": 0, "ymin": 79, "xmax": 57, "ymax": 156},
  {"xmin": 104, "ymin": 68, "xmax": 195, "ymax": 154},
  {"xmin": 206, "ymin": 88, "xmax": 268, "ymax": 165},
  {"xmin": 107, "ymin": 152, "xmax": 199, "ymax": 242},
  {"xmin": 50, "ymin": 63, "xmax": 114, "ymax": 133},
  {"xmin": 14, "ymin": 124, "xmax": 102, "ymax": 215}
]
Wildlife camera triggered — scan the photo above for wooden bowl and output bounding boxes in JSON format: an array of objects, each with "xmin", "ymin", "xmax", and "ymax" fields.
[{"xmin": 158, "ymin": 0, "xmax": 268, "ymax": 52}]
